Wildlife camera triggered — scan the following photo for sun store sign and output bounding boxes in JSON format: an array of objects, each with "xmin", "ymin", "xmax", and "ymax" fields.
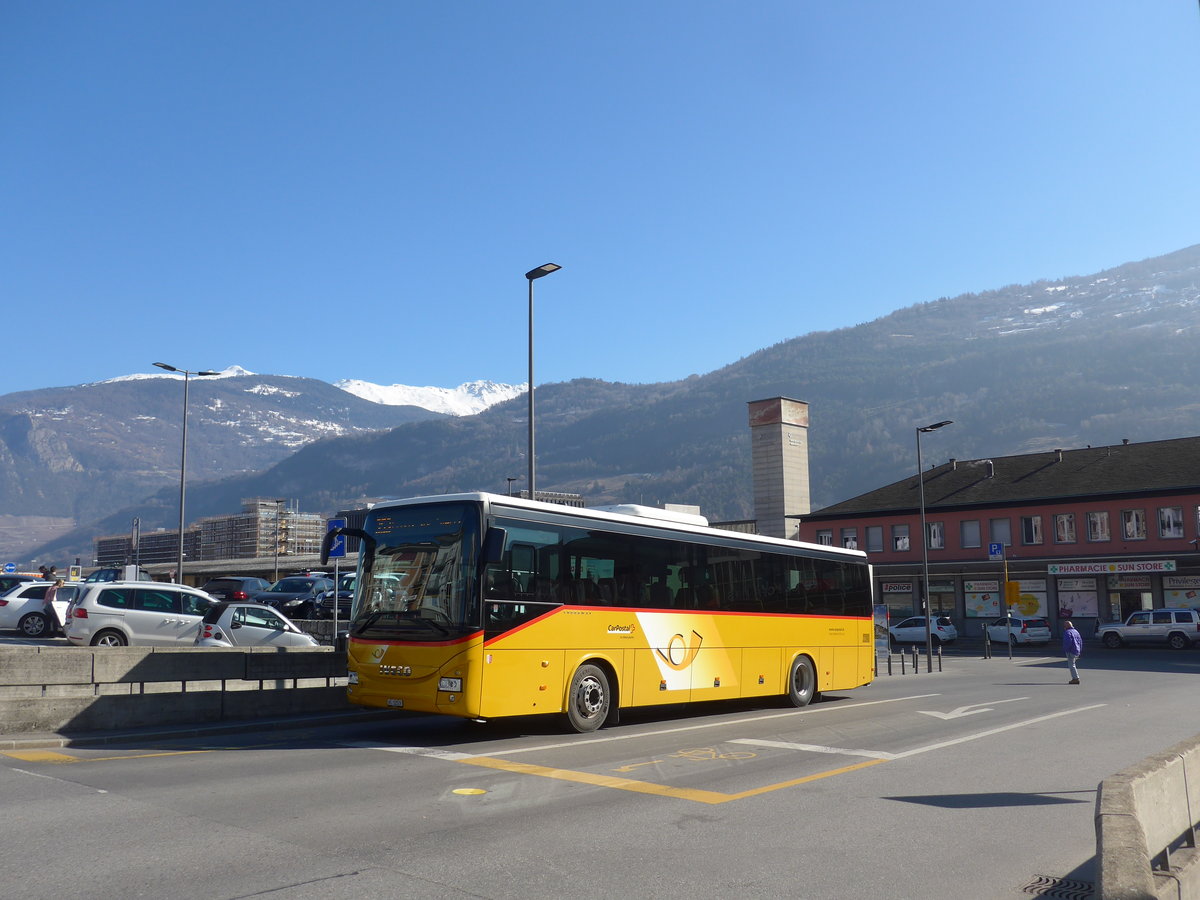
[{"xmin": 1046, "ymin": 560, "xmax": 1177, "ymax": 575}]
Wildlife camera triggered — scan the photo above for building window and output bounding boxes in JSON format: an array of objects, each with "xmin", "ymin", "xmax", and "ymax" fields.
[
  {"xmin": 892, "ymin": 524, "xmax": 910, "ymax": 551},
  {"xmin": 960, "ymin": 520, "xmax": 981, "ymax": 549},
  {"xmin": 1087, "ymin": 511, "xmax": 1110, "ymax": 542},
  {"xmin": 840, "ymin": 528, "xmax": 858, "ymax": 549},
  {"xmin": 1158, "ymin": 507, "xmax": 1185, "ymax": 539},
  {"xmin": 1020, "ymin": 516, "xmax": 1043, "ymax": 545},
  {"xmin": 1054, "ymin": 513, "xmax": 1077, "ymax": 543},
  {"xmin": 989, "ymin": 518, "xmax": 1011, "ymax": 547},
  {"xmin": 926, "ymin": 522, "xmax": 944, "ymax": 550},
  {"xmin": 866, "ymin": 526, "xmax": 883, "ymax": 553},
  {"xmin": 816, "ymin": 529, "xmax": 833, "ymax": 546},
  {"xmin": 1121, "ymin": 509, "xmax": 1147, "ymax": 541}
]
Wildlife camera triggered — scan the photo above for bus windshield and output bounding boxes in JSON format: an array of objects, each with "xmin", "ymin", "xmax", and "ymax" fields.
[{"xmin": 352, "ymin": 502, "xmax": 481, "ymax": 641}]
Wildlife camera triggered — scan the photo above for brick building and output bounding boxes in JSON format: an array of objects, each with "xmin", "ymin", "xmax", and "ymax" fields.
[{"xmin": 798, "ymin": 436, "xmax": 1200, "ymax": 636}]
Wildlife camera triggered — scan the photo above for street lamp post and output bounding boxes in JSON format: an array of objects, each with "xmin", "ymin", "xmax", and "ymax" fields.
[
  {"xmin": 917, "ymin": 419, "xmax": 953, "ymax": 672},
  {"xmin": 153, "ymin": 362, "xmax": 218, "ymax": 583},
  {"xmin": 525, "ymin": 263, "xmax": 561, "ymax": 503},
  {"xmin": 272, "ymin": 498, "xmax": 287, "ymax": 582}
]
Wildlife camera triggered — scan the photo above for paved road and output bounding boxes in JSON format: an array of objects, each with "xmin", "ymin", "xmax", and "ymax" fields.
[{"xmin": 3, "ymin": 645, "xmax": 1198, "ymax": 899}]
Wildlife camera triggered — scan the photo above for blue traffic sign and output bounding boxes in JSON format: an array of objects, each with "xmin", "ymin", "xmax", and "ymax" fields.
[
  {"xmin": 988, "ymin": 542, "xmax": 1005, "ymax": 561},
  {"xmin": 326, "ymin": 518, "xmax": 347, "ymax": 559},
  {"xmin": 2, "ymin": 562, "xmax": 14, "ymax": 574}
]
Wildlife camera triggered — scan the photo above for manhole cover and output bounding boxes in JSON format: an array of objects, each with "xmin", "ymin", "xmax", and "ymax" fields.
[{"xmin": 1021, "ymin": 874, "xmax": 1093, "ymax": 899}]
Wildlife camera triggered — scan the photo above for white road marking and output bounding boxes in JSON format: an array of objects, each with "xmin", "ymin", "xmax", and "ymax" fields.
[
  {"xmin": 891, "ymin": 704, "xmax": 1106, "ymax": 758},
  {"xmin": 917, "ymin": 697, "xmax": 1028, "ymax": 720},
  {"xmin": 493, "ymin": 694, "xmax": 943, "ymax": 755},
  {"xmin": 338, "ymin": 693, "xmax": 943, "ymax": 758},
  {"xmin": 733, "ymin": 704, "xmax": 1105, "ymax": 763},
  {"xmin": 729, "ymin": 738, "xmax": 897, "ymax": 760}
]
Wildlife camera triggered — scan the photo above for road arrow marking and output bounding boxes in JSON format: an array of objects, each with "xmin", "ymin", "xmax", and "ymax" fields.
[{"xmin": 918, "ymin": 697, "xmax": 1028, "ymax": 720}]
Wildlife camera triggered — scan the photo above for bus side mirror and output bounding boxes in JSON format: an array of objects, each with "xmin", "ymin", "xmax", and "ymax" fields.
[
  {"xmin": 481, "ymin": 527, "xmax": 507, "ymax": 565},
  {"xmin": 321, "ymin": 527, "xmax": 375, "ymax": 566}
]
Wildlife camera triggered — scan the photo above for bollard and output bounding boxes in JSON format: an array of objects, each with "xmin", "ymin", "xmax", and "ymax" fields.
[
  {"xmin": 936, "ymin": 643, "xmax": 943, "ymax": 672},
  {"xmin": 911, "ymin": 645, "xmax": 919, "ymax": 673}
]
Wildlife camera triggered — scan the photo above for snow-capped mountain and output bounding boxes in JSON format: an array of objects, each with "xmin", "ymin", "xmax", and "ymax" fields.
[{"xmin": 334, "ymin": 379, "xmax": 525, "ymax": 416}]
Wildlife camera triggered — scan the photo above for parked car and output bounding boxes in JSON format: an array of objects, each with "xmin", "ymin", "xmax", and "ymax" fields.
[
  {"xmin": 985, "ymin": 614, "xmax": 1052, "ymax": 645},
  {"xmin": 83, "ymin": 566, "xmax": 155, "ymax": 583},
  {"xmin": 0, "ymin": 574, "xmax": 40, "ymax": 595},
  {"xmin": 889, "ymin": 615, "xmax": 958, "ymax": 647},
  {"xmin": 252, "ymin": 575, "xmax": 335, "ymax": 620},
  {"xmin": 0, "ymin": 581, "xmax": 80, "ymax": 637},
  {"xmin": 199, "ymin": 576, "xmax": 272, "ymax": 602},
  {"xmin": 64, "ymin": 582, "xmax": 217, "ymax": 647},
  {"xmin": 1096, "ymin": 608, "xmax": 1200, "ymax": 649},
  {"xmin": 314, "ymin": 573, "xmax": 355, "ymax": 619},
  {"xmin": 195, "ymin": 602, "xmax": 319, "ymax": 648}
]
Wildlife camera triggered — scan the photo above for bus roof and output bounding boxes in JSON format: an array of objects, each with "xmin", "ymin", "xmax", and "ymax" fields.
[{"xmin": 365, "ymin": 492, "xmax": 868, "ymax": 561}]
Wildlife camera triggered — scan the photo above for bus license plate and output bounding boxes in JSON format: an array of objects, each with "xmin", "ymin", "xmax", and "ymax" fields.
[{"xmin": 387, "ymin": 699, "xmax": 405, "ymax": 708}]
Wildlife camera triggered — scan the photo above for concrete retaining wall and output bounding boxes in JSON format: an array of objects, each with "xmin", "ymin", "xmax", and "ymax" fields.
[
  {"xmin": 0, "ymin": 646, "xmax": 349, "ymax": 735},
  {"xmin": 1097, "ymin": 734, "xmax": 1200, "ymax": 899}
]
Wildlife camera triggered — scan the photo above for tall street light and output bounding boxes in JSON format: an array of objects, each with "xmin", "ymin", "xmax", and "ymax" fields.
[
  {"xmin": 272, "ymin": 498, "xmax": 287, "ymax": 583},
  {"xmin": 917, "ymin": 419, "xmax": 953, "ymax": 672},
  {"xmin": 525, "ymin": 263, "xmax": 561, "ymax": 503},
  {"xmin": 153, "ymin": 362, "xmax": 218, "ymax": 583}
]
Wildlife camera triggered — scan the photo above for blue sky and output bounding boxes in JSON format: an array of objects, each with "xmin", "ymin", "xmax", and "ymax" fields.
[{"xmin": 4, "ymin": 2, "xmax": 1199, "ymax": 397}]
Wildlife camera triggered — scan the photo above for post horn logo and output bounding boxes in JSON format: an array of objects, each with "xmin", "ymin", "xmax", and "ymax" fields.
[{"xmin": 655, "ymin": 630, "xmax": 703, "ymax": 671}]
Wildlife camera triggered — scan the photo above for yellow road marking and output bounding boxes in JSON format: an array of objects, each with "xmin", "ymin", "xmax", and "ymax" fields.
[
  {"xmin": 458, "ymin": 754, "xmax": 887, "ymax": 805},
  {"xmin": 2, "ymin": 748, "xmax": 213, "ymax": 764},
  {"xmin": 2, "ymin": 750, "xmax": 77, "ymax": 764}
]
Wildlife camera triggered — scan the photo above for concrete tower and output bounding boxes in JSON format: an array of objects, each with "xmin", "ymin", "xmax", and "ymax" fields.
[{"xmin": 748, "ymin": 397, "xmax": 811, "ymax": 539}]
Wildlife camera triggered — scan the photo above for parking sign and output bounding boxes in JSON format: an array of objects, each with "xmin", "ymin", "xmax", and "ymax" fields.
[
  {"xmin": 988, "ymin": 542, "xmax": 1005, "ymax": 561},
  {"xmin": 326, "ymin": 518, "xmax": 347, "ymax": 559}
]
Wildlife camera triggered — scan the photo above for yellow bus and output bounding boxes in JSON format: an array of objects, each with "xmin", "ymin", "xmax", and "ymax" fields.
[{"xmin": 324, "ymin": 492, "xmax": 874, "ymax": 733}]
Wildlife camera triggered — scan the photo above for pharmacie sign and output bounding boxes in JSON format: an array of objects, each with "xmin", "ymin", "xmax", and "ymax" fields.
[{"xmin": 1046, "ymin": 560, "xmax": 1177, "ymax": 575}]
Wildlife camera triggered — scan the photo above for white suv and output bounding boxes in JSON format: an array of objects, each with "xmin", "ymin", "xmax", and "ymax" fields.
[
  {"xmin": 65, "ymin": 582, "xmax": 217, "ymax": 647},
  {"xmin": 1096, "ymin": 608, "xmax": 1200, "ymax": 650}
]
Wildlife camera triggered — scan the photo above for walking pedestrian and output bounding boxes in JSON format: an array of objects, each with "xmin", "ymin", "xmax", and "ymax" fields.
[
  {"xmin": 1062, "ymin": 620, "xmax": 1083, "ymax": 684},
  {"xmin": 43, "ymin": 578, "xmax": 64, "ymax": 636}
]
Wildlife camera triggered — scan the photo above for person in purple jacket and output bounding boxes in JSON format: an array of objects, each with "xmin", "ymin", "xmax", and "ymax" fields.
[{"xmin": 1062, "ymin": 620, "xmax": 1083, "ymax": 684}]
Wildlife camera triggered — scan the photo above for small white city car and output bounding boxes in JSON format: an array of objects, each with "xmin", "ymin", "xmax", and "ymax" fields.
[
  {"xmin": 0, "ymin": 581, "xmax": 80, "ymax": 637},
  {"xmin": 65, "ymin": 582, "xmax": 217, "ymax": 647},
  {"xmin": 985, "ymin": 614, "xmax": 1052, "ymax": 645},
  {"xmin": 888, "ymin": 615, "xmax": 958, "ymax": 647},
  {"xmin": 195, "ymin": 602, "xmax": 319, "ymax": 648}
]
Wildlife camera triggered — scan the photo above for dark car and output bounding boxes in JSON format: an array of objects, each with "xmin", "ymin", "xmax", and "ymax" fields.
[
  {"xmin": 199, "ymin": 576, "xmax": 273, "ymax": 602},
  {"xmin": 252, "ymin": 575, "xmax": 335, "ymax": 620},
  {"xmin": 314, "ymin": 573, "xmax": 355, "ymax": 620}
]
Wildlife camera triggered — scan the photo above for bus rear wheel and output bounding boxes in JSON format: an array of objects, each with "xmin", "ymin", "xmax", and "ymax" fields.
[
  {"xmin": 565, "ymin": 664, "xmax": 610, "ymax": 733},
  {"xmin": 787, "ymin": 655, "xmax": 818, "ymax": 707}
]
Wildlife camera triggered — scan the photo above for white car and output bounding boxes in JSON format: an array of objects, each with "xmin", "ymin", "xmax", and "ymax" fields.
[
  {"xmin": 0, "ymin": 581, "xmax": 80, "ymax": 638},
  {"xmin": 65, "ymin": 581, "xmax": 217, "ymax": 647},
  {"xmin": 195, "ymin": 602, "xmax": 319, "ymax": 648},
  {"xmin": 889, "ymin": 615, "xmax": 958, "ymax": 647},
  {"xmin": 985, "ymin": 614, "xmax": 1052, "ymax": 645}
]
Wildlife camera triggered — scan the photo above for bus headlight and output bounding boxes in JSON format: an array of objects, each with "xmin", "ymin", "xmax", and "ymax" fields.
[
  {"xmin": 438, "ymin": 677, "xmax": 463, "ymax": 692},
  {"xmin": 348, "ymin": 671, "xmax": 359, "ymax": 684}
]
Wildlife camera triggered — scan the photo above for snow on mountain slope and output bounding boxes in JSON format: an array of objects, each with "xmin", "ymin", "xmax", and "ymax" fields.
[{"xmin": 334, "ymin": 379, "xmax": 525, "ymax": 416}]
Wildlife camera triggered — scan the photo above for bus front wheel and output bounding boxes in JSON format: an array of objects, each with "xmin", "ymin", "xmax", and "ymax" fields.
[
  {"xmin": 787, "ymin": 655, "xmax": 819, "ymax": 707},
  {"xmin": 566, "ymin": 664, "xmax": 610, "ymax": 733}
]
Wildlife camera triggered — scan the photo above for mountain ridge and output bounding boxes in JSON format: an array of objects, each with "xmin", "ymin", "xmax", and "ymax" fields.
[{"xmin": 12, "ymin": 241, "xmax": 1200, "ymax": 566}]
